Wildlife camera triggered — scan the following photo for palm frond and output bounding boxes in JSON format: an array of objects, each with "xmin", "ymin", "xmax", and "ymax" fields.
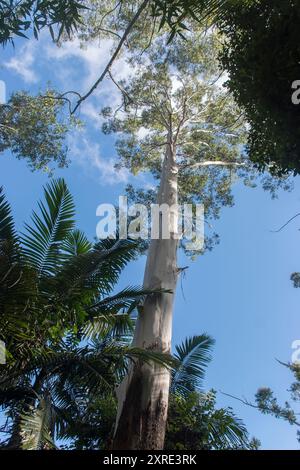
[
  {"xmin": 0, "ymin": 386, "xmax": 35, "ymax": 406},
  {"xmin": 51, "ymin": 239, "xmax": 139, "ymax": 303},
  {"xmin": 0, "ymin": 187, "xmax": 16, "ymax": 241},
  {"xmin": 22, "ymin": 178, "xmax": 75, "ymax": 277},
  {"xmin": 125, "ymin": 347, "xmax": 176, "ymax": 370},
  {"xmin": 171, "ymin": 334, "xmax": 215, "ymax": 396},
  {"xmin": 20, "ymin": 396, "xmax": 56, "ymax": 450},
  {"xmin": 0, "ymin": 190, "xmax": 37, "ymax": 343},
  {"xmin": 83, "ymin": 313, "xmax": 134, "ymax": 341},
  {"xmin": 88, "ymin": 286, "xmax": 164, "ymax": 315},
  {"xmin": 206, "ymin": 404, "xmax": 249, "ymax": 449},
  {"xmin": 159, "ymin": 0, "xmax": 253, "ymax": 27},
  {"xmin": 62, "ymin": 229, "xmax": 92, "ymax": 257}
]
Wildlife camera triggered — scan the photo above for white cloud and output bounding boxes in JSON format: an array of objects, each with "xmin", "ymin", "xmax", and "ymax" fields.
[
  {"xmin": 46, "ymin": 38, "xmax": 113, "ymax": 90},
  {"xmin": 69, "ymin": 130, "xmax": 130, "ymax": 185},
  {"xmin": 5, "ymin": 41, "xmax": 39, "ymax": 84},
  {"xmin": 4, "ymin": 34, "xmax": 136, "ymax": 185},
  {"xmin": 5, "ymin": 34, "xmax": 133, "ymax": 108},
  {"xmin": 137, "ymin": 127, "xmax": 151, "ymax": 139},
  {"xmin": 45, "ymin": 37, "xmax": 134, "ymax": 127},
  {"xmin": 81, "ymin": 102, "xmax": 102, "ymax": 127},
  {"xmin": 171, "ymin": 74, "xmax": 182, "ymax": 93}
]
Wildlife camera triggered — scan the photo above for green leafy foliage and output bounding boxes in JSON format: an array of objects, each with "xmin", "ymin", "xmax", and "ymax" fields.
[
  {"xmin": 166, "ymin": 391, "xmax": 259, "ymax": 450},
  {"xmin": 20, "ymin": 396, "xmax": 56, "ymax": 450},
  {"xmin": 22, "ymin": 179, "xmax": 75, "ymax": 276},
  {"xmin": 218, "ymin": 0, "xmax": 300, "ymax": 175},
  {"xmin": 150, "ymin": 0, "xmax": 253, "ymax": 42},
  {"xmin": 0, "ymin": 90, "xmax": 76, "ymax": 172},
  {"xmin": 0, "ymin": 0, "xmax": 88, "ymax": 46},
  {"xmin": 167, "ymin": 333, "xmax": 258, "ymax": 449},
  {"xmin": 58, "ymin": 332, "xmax": 256, "ymax": 450},
  {"xmin": 102, "ymin": 28, "xmax": 249, "ymax": 255},
  {"xmin": 171, "ymin": 334, "xmax": 214, "ymax": 396},
  {"xmin": 0, "ymin": 186, "xmax": 15, "ymax": 239},
  {"xmin": 255, "ymin": 385, "xmax": 299, "ymax": 426},
  {"xmin": 254, "ymin": 362, "xmax": 300, "ymax": 443},
  {"xmin": 249, "ymin": 227, "xmax": 300, "ymax": 444},
  {"xmin": 291, "ymin": 272, "xmax": 300, "ymax": 289}
]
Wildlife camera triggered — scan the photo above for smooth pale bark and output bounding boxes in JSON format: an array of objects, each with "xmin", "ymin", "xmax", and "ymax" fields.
[{"xmin": 113, "ymin": 139, "xmax": 179, "ymax": 450}]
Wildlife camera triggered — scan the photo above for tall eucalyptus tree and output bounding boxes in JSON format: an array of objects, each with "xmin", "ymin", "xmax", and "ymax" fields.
[{"xmin": 101, "ymin": 29, "xmax": 250, "ymax": 449}]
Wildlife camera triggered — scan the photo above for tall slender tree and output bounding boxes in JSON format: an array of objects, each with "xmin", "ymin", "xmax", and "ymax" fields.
[{"xmin": 101, "ymin": 29, "xmax": 250, "ymax": 449}]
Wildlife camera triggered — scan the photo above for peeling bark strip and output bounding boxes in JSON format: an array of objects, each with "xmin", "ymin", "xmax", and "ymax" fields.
[{"xmin": 113, "ymin": 140, "xmax": 179, "ymax": 449}]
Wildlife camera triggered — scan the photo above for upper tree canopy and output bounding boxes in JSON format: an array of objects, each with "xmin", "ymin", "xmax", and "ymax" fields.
[
  {"xmin": 101, "ymin": 28, "xmax": 249, "ymax": 253},
  {"xmin": 3, "ymin": 1, "xmax": 298, "ymax": 179},
  {"xmin": 77, "ymin": 1, "xmax": 300, "ymax": 176}
]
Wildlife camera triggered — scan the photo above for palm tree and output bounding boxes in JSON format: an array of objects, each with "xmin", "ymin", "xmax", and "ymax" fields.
[
  {"xmin": 51, "ymin": 333, "xmax": 255, "ymax": 450},
  {"xmin": 0, "ymin": 179, "xmax": 254, "ymax": 450},
  {"xmin": 167, "ymin": 334, "xmax": 257, "ymax": 450},
  {"xmin": 0, "ymin": 179, "xmax": 170, "ymax": 449}
]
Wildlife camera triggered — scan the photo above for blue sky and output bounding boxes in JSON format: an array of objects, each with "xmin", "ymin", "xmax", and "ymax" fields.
[{"xmin": 1, "ymin": 33, "xmax": 300, "ymax": 450}]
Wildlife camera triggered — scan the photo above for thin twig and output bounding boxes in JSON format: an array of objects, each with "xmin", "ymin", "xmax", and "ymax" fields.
[
  {"xmin": 271, "ymin": 213, "xmax": 300, "ymax": 233},
  {"xmin": 71, "ymin": 0, "xmax": 150, "ymax": 115}
]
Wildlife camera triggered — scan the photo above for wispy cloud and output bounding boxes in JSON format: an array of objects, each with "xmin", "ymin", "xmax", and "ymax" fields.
[
  {"xmin": 5, "ymin": 41, "xmax": 39, "ymax": 84},
  {"xmin": 69, "ymin": 130, "xmax": 130, "ymax": 185},
  {"xmin": 4, "ymin": 35, "xmax": 136, "ymax": 185},
  {"xmin": 46, "ymin": 38, "xmax": 113, "ymax": 90},
  {"xmin": 46, "ymin": 37, "xmax": 133, "ymax": 127}
]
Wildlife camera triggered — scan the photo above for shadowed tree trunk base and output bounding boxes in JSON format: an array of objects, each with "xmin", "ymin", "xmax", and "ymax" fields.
[{"xmin": 113, "ymin": 362, "xmax": 169, "ymax": 450}]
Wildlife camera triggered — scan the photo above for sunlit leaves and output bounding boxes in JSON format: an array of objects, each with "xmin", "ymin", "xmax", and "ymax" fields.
[
  {"xmin": 0, "ymin": 0, "xmax": 88, "ymax": 46},
  {"xmin": 0, "ymin": 90, "xmax": 73, "ymax": 172}
]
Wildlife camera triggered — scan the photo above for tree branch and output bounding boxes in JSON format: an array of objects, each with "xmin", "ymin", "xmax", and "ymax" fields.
[
  {"xmin": 71, "ymin": 0, "xmax": 149, "ymax": 114},
  {"xmin": 183, "ymin": 160, "xmax": 246, "ymax": 169},
  {"xmin": 221, "ymin": 391, "xmax": 300, "ymax": 425},
  {"xmin": 270, "ymin": 213, "xmax": 300, "ymax": 233}
]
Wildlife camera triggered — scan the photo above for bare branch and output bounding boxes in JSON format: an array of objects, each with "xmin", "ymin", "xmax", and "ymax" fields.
[
  {"xmin": 71, "ymin": 0, "xmax": 150, "ymax": 114},
  {"xmin": 108, "ymin": 69, "xmax": 133, "ymax": 106},
  {"xmin": 183, "ymin": 160, "xmax": 246, "ymax": 169},
  {"xmin": 271, "ymin": 213, "xmax": 300, "ymax": 233},
  {"xmin": 221, "ymin": 391, "xmax": 300, "ymax": 425}
]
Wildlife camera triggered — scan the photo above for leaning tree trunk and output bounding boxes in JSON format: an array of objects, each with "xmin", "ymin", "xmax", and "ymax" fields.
[{"xmin": 113, "ymin": 138, "xmax": 179, "ymax": 449}]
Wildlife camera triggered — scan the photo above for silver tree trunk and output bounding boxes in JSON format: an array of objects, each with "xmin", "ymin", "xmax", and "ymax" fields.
[{"xmin": 113, "ymin": 140, "xmax": 179, "ymax": 449}]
